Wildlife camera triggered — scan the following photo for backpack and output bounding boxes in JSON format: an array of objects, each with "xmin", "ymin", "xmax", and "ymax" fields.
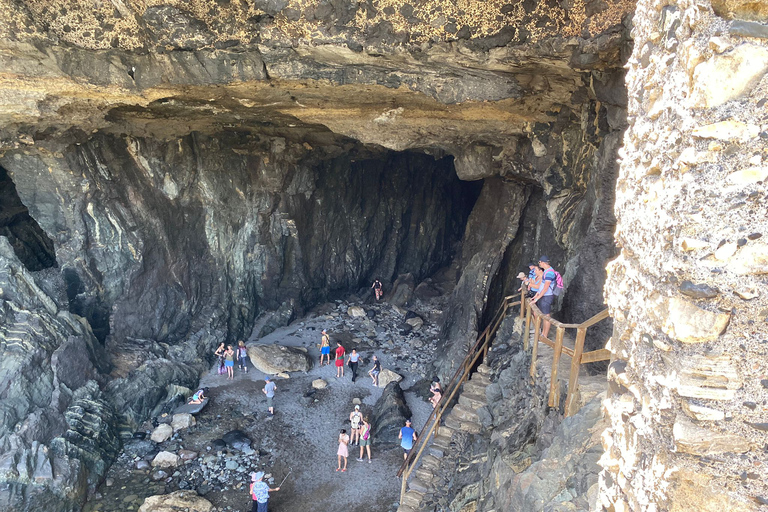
[{"xmin": 552, "ymin": 270, "xmax": 564, "ymax": 297}]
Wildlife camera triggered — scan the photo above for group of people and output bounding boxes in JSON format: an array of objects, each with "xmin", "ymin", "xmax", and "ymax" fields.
[
  {"xmin": 518, "ymin": 255, "xmax": 561, "ymax": 340},
  {"xmin": 319, "ymin": 329, "xmax": 382, "ymax": 385},
  {"xmin": 336, "ymin": 404, "xmax": 374, "ymax": 471},
  {"xmin": 214, "ymin": 341, "xmax": 249, "ymax": 379}
]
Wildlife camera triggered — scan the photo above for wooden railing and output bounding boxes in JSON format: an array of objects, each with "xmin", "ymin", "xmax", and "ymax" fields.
[{"xmin": 396, "ymin": 288, "xmax": 611, "ymax": 505}]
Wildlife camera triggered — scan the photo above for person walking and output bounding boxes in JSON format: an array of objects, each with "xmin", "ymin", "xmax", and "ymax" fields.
[
  {"xmin": 249, "ymin": 471, "xmax": 280, "ymax": 512},
  {"xmin": 399, "ymin": 419, "xmax": 417, "ymax": 460},
  {"xmin": 346, "ymin": 349, "xmax": 360, "ymax": 382},
  {"xmin": 368, "ymin": 355, "xmax": 381, "ymax": 387},
  {"xmin": 357, "ymin": 417, "xmax": 372, "ymax": 463},
  {"xmin": 224, "ymin": 345, "xmax": 235, "ymax": 380},
  {"xmin": 531, "ymin": 255, "xmax": 557, "ymax": 340},
  {"xmin": 371, "ymin": 279, "xmax": 383, "ymax": 301},
  {"xmin": 429, "ymin": 378, "xmax": 443, "ymax": 409},
  {"xmin": 319, "ymin": 330, "xmax": 331, "ymax": 366},
  {"xmin": 214, "ymin": 342, "xmax": 226, "ymax": 375},
  {"xmin": 263, "ymin": 377, "xmax": 276, "ymax": 416},
  {"xmin": 237, "ymin": 341, "xmax": 248, "ymax": 372},
  {"xmin": 336, "ymin": 429, "xmax": 350, "ymax": 472},
  {"xmin": 334, "ymin": 342, "xmax": 346, "ymax": 378},
  {"xmin": 349, "ymin": 405, "xmax": 363, "ymax": 445}
]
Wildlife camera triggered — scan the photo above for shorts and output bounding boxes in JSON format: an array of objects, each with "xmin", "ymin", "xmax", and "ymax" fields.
[
  {"xmin": 321, "ymin": 346, "xmax": 330, "ymax": 355},
  {"xmin": 360, "ymin": 438, "xmax": 370, "ymax": 447},
  {"xmin": 266, "ymin": 396, "xmax": 273, "ymax": 408},
  {"xmin": 538, "ymin": 295, "xmax": 554, "ymax": 315},
  {"xmin": 351, "ymin": 423, "xmax": 360, "ymax": 430},
  {"xmin": 335, "ymin": 359, "xmax": 343, "ymax": 367},
  {"xmin": 402, "ymin": 446, "xmax": 412, "ymax": 455},
  {"xmin": 225, "ymin": 360, "xmax": 234, "ymax": 367}
]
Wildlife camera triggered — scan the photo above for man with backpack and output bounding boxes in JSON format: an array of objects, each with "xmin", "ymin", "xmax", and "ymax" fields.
[{"xmin": 531, "ymin": 256, "xmax": 563, "ymax": 340}]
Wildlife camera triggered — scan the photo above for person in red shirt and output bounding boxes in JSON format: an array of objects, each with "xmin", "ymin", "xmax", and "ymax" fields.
[{"xmin": 335, "ymin": 342, "xmax": 346, "ymax": 378}]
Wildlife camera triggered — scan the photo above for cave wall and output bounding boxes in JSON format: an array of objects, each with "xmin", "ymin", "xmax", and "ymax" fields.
[{"xmin": 600, "ymin": 0, "xmax": 768, "ymax": 510}]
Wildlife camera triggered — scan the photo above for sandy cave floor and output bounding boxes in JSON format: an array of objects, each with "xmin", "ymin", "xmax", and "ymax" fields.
[{"xmin": 86, "ymin": 297, "xmax": 439, "ymax": 512}]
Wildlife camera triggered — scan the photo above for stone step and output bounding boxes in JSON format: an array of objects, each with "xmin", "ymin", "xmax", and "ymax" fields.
[
  {"xmin": 451, "ymin": 403, "xmax": 481, "ymax": 423},
  {"xmin": 428, "ymin": 443, "xmax": 447, "ymax": 458},
  {"xmin": 401, "ymin": 490, "xmax": 424, "ymax": 509},
  {"xmin": 397, "ymin": 505, "xmax": 417, "ymax": 512},
  {"xmin": 415, "ymin": 467, "xmax": 434, "ymax": 482},
  {"xmin": 432, "ymin": 434, "xmax": 452, "ymax": 451},
  {"xmin": 477, "ymin": 363, "xmax": 492, "ymax": 375},
  {"xmin": 458, "ymin": 392, "xmax": 487, "ymax": 410},
  {"xmin": 420, "ymin": 454, "xmax": 441, "ymax": 469},
  {"xmin": 408, "ymin": 478, "xmax": 430, "ymax": 494},
  {"xmin": 445, "ymin": 414, "xmax": 482, "ymax": 434},
  {"xmin": 470, "ymin": 373, "xmax": 491, "ymax": 386},
  {"xmin": 437, "ymin": 425, "xmax": 455, "ymax": 438},
  {"xmin": 462, "ymin": 381, "xmax": 487, "ymax": 396}
]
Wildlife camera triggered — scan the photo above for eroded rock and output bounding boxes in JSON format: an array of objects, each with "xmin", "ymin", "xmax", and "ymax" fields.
[
  {"xmin": 247, "ymin": 344, "xmax": 312, "ymax": 374},
  {"xmin": 139, "ymin": 490, "xmax": 213, "ymax": 512}
]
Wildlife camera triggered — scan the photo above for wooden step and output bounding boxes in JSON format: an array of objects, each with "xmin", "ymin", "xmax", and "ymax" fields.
[
  {"xmin": 408, "ymin": 478, "xmax": 430, "ymax": 494},
  {"xmin": 451, "ymin": 403, "xmax": 480, "ymax": 423},
  {"xmin": 477, "ymin": 363, "xmax": 492, "ymax": 375},
  {"xmin": 458, "ymin": 392, "xmax": 487, "ymax": 410},
  {"xmin": 415, "ymin": 467, "xmax": 434, "ymax": 482},
  {"xmin": 420, "ymin": 454, "xmax": 441, "ymax": 469},
  {"xmin": 401, "ymin": 490, "xmax": 424, "ymax": 509}
]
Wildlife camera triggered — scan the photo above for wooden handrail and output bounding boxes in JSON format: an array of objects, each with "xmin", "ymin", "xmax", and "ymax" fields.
[{"xmin": 397, "ymin": 286, "xmax": 611, "ymax": 507}]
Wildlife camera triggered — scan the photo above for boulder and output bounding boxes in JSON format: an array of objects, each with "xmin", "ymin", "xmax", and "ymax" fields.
[
  {"xmin": 150, "ymin": 424, "xmax": 173, "ymax": 443},
  {"xmin": 389, "ymin": 273, "xmax": 415, "ymax": 307},
  {"xmin": 174, "ymin": 397, "xmax": 209, "ymax": 415},
  {"xmin": 347, "ymin": 306, "xmax": 366, "ymax": 318},
  {"xmin": 222, "ymin": 430, "xmax": 253, "ymax": 454},
  {"xmin": 139, "ymin": 490, "xmax": 213, "ymax": 512},
  {"xmin": 414, "ymin": 281, "xmax": 442, "ymax": 300},
  {"xmin": 312, "ymin": 379, "xmax": 328, "ymax": 389},
  {"xmin": 178, "ymin": 449, "xmax": 198, "ymax": 461},
  {"xmin": 377, "ymin": 368, "xmax": 403, "ymax": 388},
  {"xmin": 371, "ymin": 382, "xmax": 412, "ymax": 445},
  {"xmin": 151, "ymin": 451, "xmax": 180, "ymax": 468},
  {"xmin": 247, "ymin": 344, "xmax": 312, "ymax": 374},
  {"xmin": 171, "ymin": 413, "xmax": 196, "ymax": 432},
  {"xmin": 405, "ymin": 316, "xmax": 424, "ymax": 330}
]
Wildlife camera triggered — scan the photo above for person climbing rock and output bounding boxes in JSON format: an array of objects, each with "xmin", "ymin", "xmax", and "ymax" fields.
[
  {"xmin": 237, "ymin": 340, "xmax": 248, "ymax": 372},
  {"xmin": 319, "ymin": 329, "xmax": 331, "ymax": 366},
  {"xmin": 335, "ymin": 342, "xmax": 346, "ymax": 378},
  {"xmin": 399, "ymin": 419, "xmax": 417, "ymax": 460},
  {"xmin": 224, "ymin": 345, "xmax": 235, "ymax": 380},
  {"xmin": 368, "ymin": 354, "xmax": 381, "ymax": 387},
  {"xmin": 371, "ymin": 278, "xmax": 383, "ymax": 301},
  {"xmin": 263, "ymin": 376, "xmax": 276, "ymax": 416},
  {"xmin": 349, "ymin": 405, "xmax": 363, "ymax": 445},
  {"xmin": 189, "ymin": 387, "xmax": 208, "ymax": 404},
  {"xmin": 249, "ymin": 471, "xmax": 280, "ymax": 512},
  {"xmin": 214, "ymin": 342, "xmax": 226, "ymax": 375},
  {"xmin": 346, "ymin": 348, "xmax": 360, "ymax": 382},
  {"xmin": 336, "ymin": 428, "xmax": 349, "ymax": 472},
  {"xmin": 357, "ymin": 417, "xmax": 372, "ymax": 463}
]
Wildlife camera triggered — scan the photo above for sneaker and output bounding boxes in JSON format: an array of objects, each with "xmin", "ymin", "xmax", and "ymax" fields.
[
  {"xmin": 356, "ymin": 458, "xmax": 363, "ymax": 462},
  {"xmin": 368, "ymin": 459, "xmax": 372, "ymax": 463}
]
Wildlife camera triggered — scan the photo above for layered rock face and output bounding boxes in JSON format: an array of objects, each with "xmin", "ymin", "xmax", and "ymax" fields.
[
  {"xmin": 0, "ymin": 1, "xmax": 633, "ymax": 510},
  {"xmin": 600, "ymin": 0, "xmax": 768, "ymax": 510}
]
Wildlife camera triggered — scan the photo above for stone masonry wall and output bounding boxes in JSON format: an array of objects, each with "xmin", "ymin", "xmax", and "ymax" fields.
[{"xmin": 600, "ymin": 0, "xmax": 768, "ymax": 510}]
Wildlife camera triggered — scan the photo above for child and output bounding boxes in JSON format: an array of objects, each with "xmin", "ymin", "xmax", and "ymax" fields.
[
  {"xmin": 336, "ymin": 429, "xmax": 349, "ymax": 472},
  {"xmin": 237, "ymin": 341, "xmax": 248, "ymax": 372}
]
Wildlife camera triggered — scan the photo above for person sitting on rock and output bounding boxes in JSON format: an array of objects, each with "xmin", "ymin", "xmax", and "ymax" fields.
[
  {"xmin": 429, "ymin": 378, "xmax": 443, "ymax": 409},
  {"xmin": 372, "ymin": 278, "xmax": 383, "ymax": 301},
  {"xmin": 189, "ymin": 387, "xmax": 208, "ymax": 404}
]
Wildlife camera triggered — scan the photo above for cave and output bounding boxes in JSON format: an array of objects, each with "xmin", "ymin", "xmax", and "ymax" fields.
[{"xmin": 1, "ymin": 1, "xmax": 765, "ymax": 512}]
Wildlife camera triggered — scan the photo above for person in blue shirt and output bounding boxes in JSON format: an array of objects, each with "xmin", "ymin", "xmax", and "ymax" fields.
[
  {"xmin": 531, "ymin": 255, "xmax": 557, "ymax": 340},
  {"xmin": 398, "ymin": 419, "xmax": 418, "ymax": 460},
  {"xmin": 263, "ymin": 377, "xmax": 277, "ymax": 417},
  {"xmin": 249, "ymin": 471, "xmax": 280, "ymax": 512}
]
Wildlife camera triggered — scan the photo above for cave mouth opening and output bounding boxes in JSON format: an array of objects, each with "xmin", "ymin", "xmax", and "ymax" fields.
[{"xmin": 0, "ymin": 165, "xmax": 57, "ymax": 272}]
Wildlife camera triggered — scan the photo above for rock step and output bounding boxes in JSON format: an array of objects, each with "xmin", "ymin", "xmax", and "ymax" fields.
[
  {"xmin": 462, "ymin": 380, "xmax": 487, "ymax": 395},
  {"xmin": 401, "ymin": 490, "xmax": 424, "ymax": 509},
  {"xmin": 477, "ymin": 363, "xmax": 492, "ymax": 375},
  {"xmin": 432, "ymin": 434, "xmax": 452, "ymax": 450},
  {"xmin": 420, "ymin": 454, "xmax": 441, "ymax": 469},
  {"xmin": 451, "ymin": 403, "xmax": 481, "ymax": 423},
  {"xmin": 415, "ymin": 467, "xmax": 434, "ymax": 482},
  {"xmin": 458, "ymin": 392, "xmax": 487, "ymax": 410},
  {"xmin": 470, "ymin": 373, "xmax": 491, "ymax": 386},
  {"xmin": 397, "ymin": 505, "xmax": 417, "ymax": 512},
  {"xmin": 437, "ymin": 425, "xmax": 455, "ymax": 438},
  {"xmin": 444, "ymin": 414, "xmax": 482, "ymax": 434},
  {"xmin": 408, "ymin": 478, "xmax": 430, "ymax": 494}
]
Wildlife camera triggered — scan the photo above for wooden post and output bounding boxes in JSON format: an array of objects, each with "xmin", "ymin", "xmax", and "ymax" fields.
[
  {"xmin": 549, "ymin": 326, "xmax": 565, "ymax": 408},
  {"xmin": 530, "ymin": 314, "xmax": 541, "ymax": 379},
  {"xmin": 519, "ymin": 288, "xmax": 526, "ymax": 319},
  {"xmin": 523, "ymin": 303, "xmax": 531, "ymax": 352},
  {"xmin": 400, "ymin": 470, "xmax": 408, "ymax": 505},
  {"xmin": 565, "ymin": 327, "xmax": 587, "ymax": 417}
]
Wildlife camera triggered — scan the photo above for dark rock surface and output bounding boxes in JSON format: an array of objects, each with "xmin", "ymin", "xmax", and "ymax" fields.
[{"xmin": 370, "ymin": 382, "xmax": 412, "ymax": 445}]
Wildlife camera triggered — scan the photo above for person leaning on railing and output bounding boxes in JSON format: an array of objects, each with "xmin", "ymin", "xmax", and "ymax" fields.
[{"xmin": 530, "ymin": 256, "xmax": 556, "ymax": 340}]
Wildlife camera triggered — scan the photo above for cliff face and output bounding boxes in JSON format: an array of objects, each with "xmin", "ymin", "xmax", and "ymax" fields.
[
  {"xmin": 0, "ymin": 1, "xmax": 632, "ymax": 510},
  {"xmin": 601, "ymin": 0, "xmax": 768, "ymax": 510}
]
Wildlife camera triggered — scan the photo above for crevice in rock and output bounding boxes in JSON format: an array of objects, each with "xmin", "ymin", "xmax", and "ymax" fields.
[{"xmin": 0, "ymin": 165, "xmax": 57, "ymax": 272}]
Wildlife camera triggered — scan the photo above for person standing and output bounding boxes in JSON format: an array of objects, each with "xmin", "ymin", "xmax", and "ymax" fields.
[
  {"xmin": 346, "ymin": 349, "xmax": 360, "ymax": 382},
  {"xmin": 214, "ymin": 342, "xmax": 226, "ymax": 375},
  {"xmin": 263, "ymin": 377, "xmax": 276, "ymax": 416},
  {"xmin": 224, "ymin": 345, "xmax": 235, "ymax": 380},
  {"xmin": 368, "ymin": 355, "xmax": 381, "ymax": 387},
  {"xmin": 357, "ymin": 417, "xmax": 372, "ymax": 463},
  {"xmin": 349, "ymin": 405, "xmax": 363, "ymax": 445},
  {"xmin": 371, "ymin": 279, "xmax": 383, "ymax": 301},
  {"xmin": 249, "ymin": 471, "xmax": 280, "ymax": 512},
  {"xmin": 237, "ymin": 341, "xmax": 248, "ymax": 373},
  {"xmin": 334, "ymin": 342, "xmax": 346, "ymax": 378},
  {"xmin": 398, "ymin": 419, "xmax": 417, "ymax": 460},
  {"xmin": 336, "ymin": 429, "xmax": 349, "ymax": 472},
  {"xmin": 319, "ymin": 330, "xmax": 331, "ymax": 366},
  {"xmin": 531, "ymin": 255, "xmax": 556, "ymax": 340}
]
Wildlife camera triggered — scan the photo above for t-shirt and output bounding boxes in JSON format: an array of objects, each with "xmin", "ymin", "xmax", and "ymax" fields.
[
  {"xmin": 351, "ymin": 411, "xmax": 362, "ymax": 427},
  {"xmin": 251, "ymin": 481, "xmax": 269, "ymax": 503},
  {"xmin": 238, "ymin": 347, "xmax": 247, "ymax": 358},
  {"xmin": 335, "ymin": 346, "xmax": 345, "ymax": 360},
  {"xmin": 372, "ymin": 360, "xmax": 381, "ymax": 373},
  {"xmin": 349, "ymin": 352, "xmax": 360, "ymax": 363},
  {"xmin": 192, "ymin": 390, "xmax": 204, "ymax": 401},
  {"xmin": 542, "ymin": 268, "xmax": 556, "ymax": 296},
  {"xmin": 264, "ymin": 381, "xmax": 276, "ymax": 398},
  {"xmin": 400, "ymin": 426, "xmax": 415, "ymax": 449},
  {"xmin": 361, "ymin": 423, "xmax": 371, "ymax": 440}
]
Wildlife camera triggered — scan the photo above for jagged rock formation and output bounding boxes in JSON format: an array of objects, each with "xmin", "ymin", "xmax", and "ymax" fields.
[
  {"xmin": 600, "ymin": 0, "xmax": 768, "ymax": 510},
  {"xmin": 0, "ymin": 1, "xmax": 634, "ymax": 510}
]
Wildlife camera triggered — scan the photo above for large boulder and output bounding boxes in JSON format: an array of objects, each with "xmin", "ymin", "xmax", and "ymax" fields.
[
  {"xmin": 347, "ymin": 305, "xmax": 367, "ymax": 318},
  {"xmin": 388, "ymin": 273, "xmax": 416, "ymax": 307},
  {"xmin": 151, "ymin": 451, "xmax": 180, "ymax": 468},
  {"xmin": 222, "ymin": 430, "xmax": 254, "ymax": 454},
  {"xmin": 174, "ymin": 397, "xmax": 209, "ymax": 415},
  {"xmin": 171, "ymin": 413, "xmax": 196, "ymax": 432},
  {"xmin": 371, "ymin": 382, "xmax": 412, "ymax": 445},
  {"xmin": 377, "ymin": 368, "xmax": 403, "ymax": 388},
  {"xmin": 150, "ymin": 424, "xmax": 174, "ymax": 443},
  {"xmin": 139, "ymin": 490, "xmax": 213, "ymax": 512},
  {"xmin": 247, "ymin": 344, "xmax": 312, "ymax": 374}
]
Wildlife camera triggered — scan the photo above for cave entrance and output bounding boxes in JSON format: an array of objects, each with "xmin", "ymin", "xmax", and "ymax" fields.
[{"xmin": 0, "ymin": 165, "xmax": 57, "ymax": 271}]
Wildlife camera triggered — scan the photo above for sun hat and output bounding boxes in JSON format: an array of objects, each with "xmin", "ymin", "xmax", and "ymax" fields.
[{"xmin": 252, "ymin": 471, "xmax": 265, "ymax": 481}]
